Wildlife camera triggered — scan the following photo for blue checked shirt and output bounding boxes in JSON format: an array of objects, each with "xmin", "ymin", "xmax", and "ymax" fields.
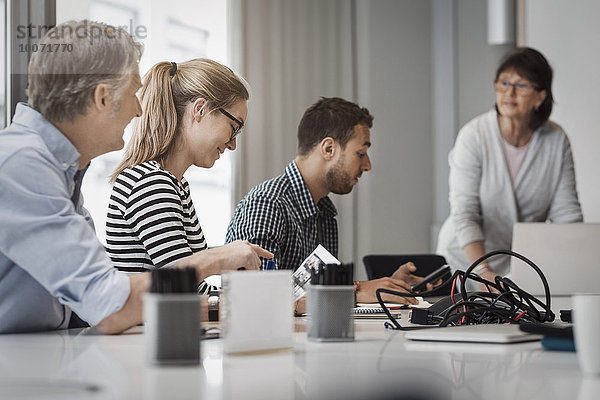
[
  {"xmin": 226, "ymin": 161, "xmax": 338, "ymax": 270},
  {"xmin": 0, "ymin": 103, "xmax": 130, "ymax": 333}
]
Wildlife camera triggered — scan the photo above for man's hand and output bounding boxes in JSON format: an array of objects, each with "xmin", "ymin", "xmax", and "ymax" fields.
[
  {"xmin": 355, "ymin": 277, "xmax": 419, "ymax": 305},
  {"xmin": 392, "ymin": 262, "xmax": 441, "ymax": 293},
  {"xmin": 294, "ymin": 296, "xmax": 307, "ymax": 315},
  {"xmin": 96, "ymin": 273, "xmax": 150, "ymax": 334},
  {"xmin": 391, "ymin": 262, "xmax": 422, "ymax": 285}
]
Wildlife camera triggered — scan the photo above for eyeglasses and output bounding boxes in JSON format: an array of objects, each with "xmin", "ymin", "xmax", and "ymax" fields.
[
  {"xmin": 219, "ymin": 108, "xmax": 244, "ymax": 143},
  {"xmin": 494, "ymin": 79, "xmax": 540, "ymax": 95}
]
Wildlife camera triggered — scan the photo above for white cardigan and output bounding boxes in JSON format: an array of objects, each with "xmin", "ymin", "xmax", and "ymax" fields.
[{"xmin": 437, "ymin": 110, "xmax": 583, "ymax": 276}]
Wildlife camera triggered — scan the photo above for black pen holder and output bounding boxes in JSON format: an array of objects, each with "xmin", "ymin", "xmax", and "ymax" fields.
[
  {"xmin": 307, "ymin": 285, "xmax": 355, "ymax": 342},
  {"xmin": 307, "ymin": 263, "xmax": 355, "ymax": 342},
  {"xmin": 144, "ymin": 267, "xmax": 201, "ymax": 365}
]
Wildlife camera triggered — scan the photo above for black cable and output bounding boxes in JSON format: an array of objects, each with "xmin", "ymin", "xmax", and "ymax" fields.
[
  {"xmin": 376, "ymin": 249, "xmax": 554, "ymax": 330},
  {"xmin": 460, "ymin": 249, "xmax": 554, "ymax": 322},
  {"xmin": 375, "ymin": 288, "xmax": 442, "ymax": 331}
]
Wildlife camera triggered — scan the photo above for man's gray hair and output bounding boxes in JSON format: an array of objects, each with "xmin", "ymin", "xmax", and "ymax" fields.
[{"xmin": 27, "ymin": 20, "xmax": 143, "ymax": 123}]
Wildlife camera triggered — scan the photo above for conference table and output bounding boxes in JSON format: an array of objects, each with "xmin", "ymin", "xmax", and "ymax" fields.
[{"xmin": 0, "ymin": 297, "xmax": 595, "ymax": 400}]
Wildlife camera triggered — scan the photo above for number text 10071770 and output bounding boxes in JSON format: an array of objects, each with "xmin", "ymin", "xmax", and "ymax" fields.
[{"xmin": 19, "ymin": 43, "xmax": 73, "ymax": 53}]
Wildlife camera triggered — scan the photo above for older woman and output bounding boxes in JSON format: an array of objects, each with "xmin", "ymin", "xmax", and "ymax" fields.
[{"xmin": 436, "ymin": 47, "xmax": 583, "ymax": 284}]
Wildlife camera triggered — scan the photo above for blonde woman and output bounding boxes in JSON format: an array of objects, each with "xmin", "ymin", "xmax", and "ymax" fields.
[{"xmin": 106, "ymin": 59, "xmax": 271, "ymax": 293}]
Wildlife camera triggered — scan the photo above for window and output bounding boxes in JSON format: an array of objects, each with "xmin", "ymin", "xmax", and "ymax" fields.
[{"xmin": 57, "ymin": 0, "xmax": 231, "ymax": 247}]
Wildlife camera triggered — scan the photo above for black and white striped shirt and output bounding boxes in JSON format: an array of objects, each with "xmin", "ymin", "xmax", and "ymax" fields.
[
  {"xmin": 106, "ymin": 161, "xmax": 212, "ymax": 294},
  {"xmin": 225, "ymin": 161, "xmax": 338, "ymax": 271}
]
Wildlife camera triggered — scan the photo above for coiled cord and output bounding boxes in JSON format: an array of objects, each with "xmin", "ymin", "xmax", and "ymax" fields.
[{"xmin": 376, "ymin": 249, "xmax": 554, "ymax": 330}]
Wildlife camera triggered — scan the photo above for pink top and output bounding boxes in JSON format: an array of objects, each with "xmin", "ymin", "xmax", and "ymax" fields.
[{"xmin": 502, "ymin": 139, "xmax": 530, "ymax": 184}]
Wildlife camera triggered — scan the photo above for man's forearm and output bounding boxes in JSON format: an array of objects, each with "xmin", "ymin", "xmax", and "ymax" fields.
[{"xmin": 96, "ymin": 273, "xmax": 150, "ymax": 334}]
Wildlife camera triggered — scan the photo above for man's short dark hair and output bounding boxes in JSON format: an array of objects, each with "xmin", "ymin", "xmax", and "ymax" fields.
[{"xmin": 297, "ymin": 97, "xmax": 373, "ymax": 156}]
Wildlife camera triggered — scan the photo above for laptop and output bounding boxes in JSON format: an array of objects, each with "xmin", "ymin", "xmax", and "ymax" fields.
[
  {"xmin": 404, "ymin": 324, "xmax": 541, "ymax": 344},
  {"xmin": 509, "ymin": 223, "xmax": 600, "ymax": 296}
]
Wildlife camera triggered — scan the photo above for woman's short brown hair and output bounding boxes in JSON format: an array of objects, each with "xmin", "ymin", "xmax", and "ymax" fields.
[{"xmin": 495, "ymin": 47, "xmax": 553, "ymax": 131}]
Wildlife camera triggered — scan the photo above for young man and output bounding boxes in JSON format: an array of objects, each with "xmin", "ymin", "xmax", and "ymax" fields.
[
  {"xmin": 0, "ymin": 20, "xmax": 270, "ymax": 334},
  {"xmin": 226, "ymin": 97, "xmax": 428, "ymax": 308}
]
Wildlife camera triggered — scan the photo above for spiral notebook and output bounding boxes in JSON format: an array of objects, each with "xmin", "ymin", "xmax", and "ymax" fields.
[
  {"xmin": 353, "ymin": 310, "xmax": 401, "ymax": 319},
  {"xmin": 354, "ymin": 303, "xmax": 401, "ymax": 313},
  {"xmin": 352, "ymin": 303, "xmax": 403, "ymax": 319}
]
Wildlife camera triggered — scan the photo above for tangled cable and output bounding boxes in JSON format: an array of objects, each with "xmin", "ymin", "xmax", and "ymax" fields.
[{"xmin": 376, "ymin": 249, "xmax": 555, "ymax": 330}]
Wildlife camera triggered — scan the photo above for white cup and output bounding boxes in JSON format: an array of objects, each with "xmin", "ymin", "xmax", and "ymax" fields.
[
  {"xmin": 221, "ymin": 270, "xmax": 294, "ymax": 354},
  {"xmin": 573, "ymin": 294, "xmax": 600, "ymax": 375}
]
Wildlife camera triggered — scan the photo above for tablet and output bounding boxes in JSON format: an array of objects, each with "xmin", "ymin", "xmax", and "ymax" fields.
[{"xmin": 404, "ymin": 324, "xmax": 542, "ymax": 344}]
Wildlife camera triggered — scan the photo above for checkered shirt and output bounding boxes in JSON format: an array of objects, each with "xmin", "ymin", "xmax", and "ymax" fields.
[{"xmin": 226, "ymin": 161, "xmax": 338, "ymax": 270}]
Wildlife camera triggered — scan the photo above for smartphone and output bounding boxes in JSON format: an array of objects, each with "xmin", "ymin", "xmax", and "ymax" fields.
[{"xmin": 411, "ymin": 265, "xmax": 451, "ymax": 293}]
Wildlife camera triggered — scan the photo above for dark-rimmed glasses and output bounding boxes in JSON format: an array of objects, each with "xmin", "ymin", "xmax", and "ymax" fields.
[
  {"xmin": 494, "ymin": 79, "xmax": 540, "ymax": 96},
  {"xmin": 219, "ymin": 108, "xmax": 244, "ymax": 143}
]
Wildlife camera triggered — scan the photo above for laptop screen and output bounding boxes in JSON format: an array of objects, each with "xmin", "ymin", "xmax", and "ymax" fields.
[{"xmin": 509, "ymin": 223, "xmax": 600, "ymax": 296}]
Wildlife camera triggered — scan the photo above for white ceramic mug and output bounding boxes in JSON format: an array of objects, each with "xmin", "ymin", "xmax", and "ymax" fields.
[
  {"xmin": 221, "ymin": 270, "xmax": 294, "ymax": 353},
  {"xmin": 573, "ymin": 294, "xmax": 600, "ymax": 375}
]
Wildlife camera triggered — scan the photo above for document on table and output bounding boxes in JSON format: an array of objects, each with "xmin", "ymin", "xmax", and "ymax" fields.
[
  {"xmin": 353, "ymin": 298, "xmax": 432, "ymax": 314},
  {"xmin": 292, "ymin": 245, "xmax": 340, "ymax": 301},
  {"xmin": 291, "ymin": 245, "xmax": 435, "ymax": 310}
]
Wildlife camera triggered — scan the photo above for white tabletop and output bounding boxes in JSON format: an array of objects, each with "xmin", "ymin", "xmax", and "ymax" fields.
[{"xmin": 0, "ymin": 300, "xmax": 594, "ymax": 400}]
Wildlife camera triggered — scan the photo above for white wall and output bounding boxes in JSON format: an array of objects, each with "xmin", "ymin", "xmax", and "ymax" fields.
[
  {"xmin": 232, "ymin": 0, "xmax": 359, "ymax": 269},
  {"xmin": 354, "ymin": 0, "xmax": 434, "ymax": 276},
  {"xmin": 456, "ymin": 0, "xmax": 514, "ymax": 129},
  {"xmin": 524, "ymin": 0, "xmax": 600, "ymax": 222}
]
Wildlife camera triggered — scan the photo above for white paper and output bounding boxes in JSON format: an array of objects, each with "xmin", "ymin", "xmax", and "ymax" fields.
[{"xmin": 292, "ymin": 245, "xmax": 340, "ymax": 301}]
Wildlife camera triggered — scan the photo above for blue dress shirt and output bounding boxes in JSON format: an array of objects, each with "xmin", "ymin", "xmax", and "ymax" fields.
[{"xmin": 0, "ymin": 103, "xmax": 130, "ymax": 333}]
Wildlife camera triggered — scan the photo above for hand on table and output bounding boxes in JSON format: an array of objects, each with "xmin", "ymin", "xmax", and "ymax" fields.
[
  {"xmin": 355, "ymin": 277, "xmax": 419, "ymax": 305},
  {"xmin": 294, "ymin": 296, "xmax": 307, "ymax": 316}
]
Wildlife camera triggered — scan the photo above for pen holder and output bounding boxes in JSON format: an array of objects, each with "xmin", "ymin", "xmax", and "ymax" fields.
[
  {"xmin": 144, "ymin": 293, "xmax": 201, "ymax": 365},
  {"xmin": 307, "ymin": 285, "xmax": 355, "ymax": 342},
  {"xmin": 144, "ymin": 267, "xmax": 201, "ymax": 365}
]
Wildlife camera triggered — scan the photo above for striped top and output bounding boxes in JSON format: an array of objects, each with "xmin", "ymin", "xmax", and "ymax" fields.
[{"xmin": 106, "ymin": 161, "xmax": 213, "ymax": 294}]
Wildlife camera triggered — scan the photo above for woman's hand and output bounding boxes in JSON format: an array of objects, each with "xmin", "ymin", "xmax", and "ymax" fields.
[
  {"xmin": 174, "ymin": 240, "xmax": 273, "ymax": 279},
  {"xmin": 474, "ymin": 265, "xmax": 500, "ymax": 294},
  {"xmin": 217, "ymin": 240, "xmax": 274, "ymax": 271}
]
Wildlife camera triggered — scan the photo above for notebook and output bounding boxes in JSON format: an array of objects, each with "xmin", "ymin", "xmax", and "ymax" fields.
[
  {"xmin": 509, "ymin": 223, "xmax": 600, "ymax": 295},
  {"xmin": 404, "ymin": 324, "xmax": 542, "ymax": 344},
  {"xmin": 353, "ymin": 298, "xmax": 432, "ymax": 314},
  {"xmin": 353, "ymin": 303, "xmax": 402, "ymax": 319}
]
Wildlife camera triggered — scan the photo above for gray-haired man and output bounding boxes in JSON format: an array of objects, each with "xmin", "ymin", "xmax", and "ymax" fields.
[{"xmin": 0, "ymin": 20, "xmax": 268, "ymax": 334}]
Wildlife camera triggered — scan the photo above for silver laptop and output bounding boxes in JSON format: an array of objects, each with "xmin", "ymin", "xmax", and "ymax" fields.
[
  {"xmin": 405, "ymin": 324, "xmax": 541, "ymax": 344},
  {"xmin": 509, "ymin": 223, "xmax": 600, "ymax": 296}
]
